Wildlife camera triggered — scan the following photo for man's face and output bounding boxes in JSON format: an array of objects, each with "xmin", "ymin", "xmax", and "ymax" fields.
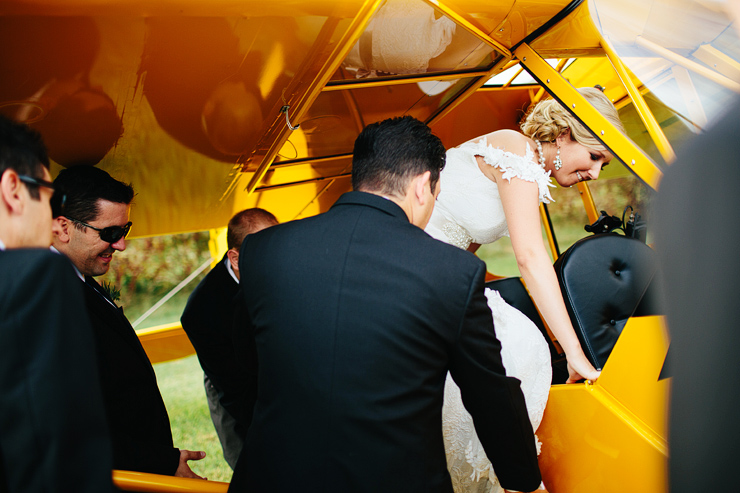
[
  {"xmin": 64, "ymin": 199, "xmax": 130, "ymax": 277},
  {"xmin": 22, "ymin": 167, "xmax": 54, "ymax": 248}
]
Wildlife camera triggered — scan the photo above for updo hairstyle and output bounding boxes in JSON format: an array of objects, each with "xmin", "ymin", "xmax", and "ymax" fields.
[{"xmin": 520, "ymin": 87, "xmax": 625, "ymax": 153}]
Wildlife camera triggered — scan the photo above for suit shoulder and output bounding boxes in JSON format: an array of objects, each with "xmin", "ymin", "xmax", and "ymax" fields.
[
  {"xmin": 414, "ymin": 232, "xmax": 488, "ymax": 288},
  {"xmin": 183, "ymin": 261, "xmax": 237, "ymax": 323},
  {"xmin": 1, "ymin": 248, "xmax": 75, "ymax": 279},
  {"xmin": 420, "ymin": 229, "xmax": 486, "ymax": 266}
]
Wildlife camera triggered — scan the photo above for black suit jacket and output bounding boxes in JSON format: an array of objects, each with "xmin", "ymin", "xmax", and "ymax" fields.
[
  {"xmin": 0, "ymin": 249, "xmax": 114, "ymax": 492},
  {"xmin": 181, "ymin": 254, "xmax": 250, "ymax": 427},
  {"xmin": 229, "ymin": 192, "xmax": 541, "ymax": 493},
  {"xmin": 655, "ymin": 100, "xmax": 740, "ymax": 491},
  {"xmin": 83, "ymin": 276, "xmax": 180, "ymax": 475}
]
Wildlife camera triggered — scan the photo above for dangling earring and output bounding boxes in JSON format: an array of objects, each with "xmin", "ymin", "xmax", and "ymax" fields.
[{"xmin": 554, "ymin": 143, "xmax": 562, "ymax": 171}]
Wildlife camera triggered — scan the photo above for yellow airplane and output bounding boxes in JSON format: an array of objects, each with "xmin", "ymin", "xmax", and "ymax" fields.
[{"xmin": 1, "ymin": 0, "xmax": 737, "ymax": 491}]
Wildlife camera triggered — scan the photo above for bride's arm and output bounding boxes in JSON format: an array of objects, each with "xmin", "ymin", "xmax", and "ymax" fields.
[{"xmin": 493, "ymin": 167, "xmax": 600, "ymax": 383}]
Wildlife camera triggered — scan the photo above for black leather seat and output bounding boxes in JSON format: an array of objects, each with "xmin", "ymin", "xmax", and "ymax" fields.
[
  {"xmin": 553, "ymin": 233, "xmax": 659, "ymax": 371},
  {"xmin": 486, "ymin": 233, "xmax": 660, "ymax": 383}
]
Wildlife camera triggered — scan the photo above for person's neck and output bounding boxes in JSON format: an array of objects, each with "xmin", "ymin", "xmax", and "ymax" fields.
[{"xmin": 361, "ymin": 189, "xmax": 412, "ymax": 223}]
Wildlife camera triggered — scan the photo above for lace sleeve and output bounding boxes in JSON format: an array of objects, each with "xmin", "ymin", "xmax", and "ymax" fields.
[{"xmin": 464, "ymin": 138, "xmax": 555, "ymax": 204}]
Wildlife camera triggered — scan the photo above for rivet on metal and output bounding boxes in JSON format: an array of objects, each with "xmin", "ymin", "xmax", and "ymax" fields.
[
  {"xmin": 631, "ymin": 159, "xmax": 636, "ymax": 165},
  {"xmin": 600, "ymin": 130, "xmax": 605, "ymax": 135}
]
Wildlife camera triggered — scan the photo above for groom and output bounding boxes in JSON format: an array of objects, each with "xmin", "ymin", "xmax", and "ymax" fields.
[{"xmin": 229, "ymin": 116, "xmax": 542, "ymax": 493}]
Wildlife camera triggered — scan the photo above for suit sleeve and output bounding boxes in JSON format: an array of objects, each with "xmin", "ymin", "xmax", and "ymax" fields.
[
  {"xmin": 230, "ymin": 295, "xmax": 258, "ymax": 433},
  {"xmin": 0, "ymin": 251, "xmax": 114, "ymax": 493},
  {"xmin": 447, "ymin": 262, "xmax": 542, "ymax": 492},
  {"xmin": 181, "ymin": 287, "xmax": 249, "ymax": 425}
]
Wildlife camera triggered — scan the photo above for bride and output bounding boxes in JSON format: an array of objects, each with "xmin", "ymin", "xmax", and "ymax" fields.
[{"xmin": 425, "ymin": 87, "xmax": 625, "ymax": 493}]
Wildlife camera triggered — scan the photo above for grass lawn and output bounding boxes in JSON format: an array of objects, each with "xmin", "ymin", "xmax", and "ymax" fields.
[{"xmin": 154, "ymin": 354, "xmax": 234, "ymax": 483}]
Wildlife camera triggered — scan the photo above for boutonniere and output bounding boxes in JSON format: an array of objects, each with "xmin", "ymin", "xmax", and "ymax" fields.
[{"xmin": 101, "ymin": 281, "xmax": 121, "ymax": 303}]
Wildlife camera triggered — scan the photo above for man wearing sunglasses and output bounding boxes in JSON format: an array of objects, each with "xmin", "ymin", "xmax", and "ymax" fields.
[
  {"xmin": 0, "ymin": 115, "xmax": 115, "ymax": 492},
  {"xmin": 51, "ymin": 165, "xmax": 206, "ymax": 479}
]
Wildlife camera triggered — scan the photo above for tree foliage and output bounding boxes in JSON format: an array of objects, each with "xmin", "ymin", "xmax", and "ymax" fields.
[{"xmin": 98, "ymin": 231, "xmax": 211, "ymax": 310}]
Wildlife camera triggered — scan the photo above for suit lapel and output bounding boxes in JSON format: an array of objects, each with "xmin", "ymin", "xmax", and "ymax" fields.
[{"xmin": 82, "ymin": 277, "xmax": 156, "ymax": 374}]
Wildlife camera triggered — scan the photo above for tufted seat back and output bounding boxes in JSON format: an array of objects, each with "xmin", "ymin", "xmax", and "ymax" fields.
[{"xmin": 553, "ymin": 233, "xmax": 659, "ymax": 370}]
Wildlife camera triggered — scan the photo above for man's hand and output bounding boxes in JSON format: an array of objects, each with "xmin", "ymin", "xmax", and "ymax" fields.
[{"xmin": 175, "ymin": 450, "xmax": 207, "ymax": 479}]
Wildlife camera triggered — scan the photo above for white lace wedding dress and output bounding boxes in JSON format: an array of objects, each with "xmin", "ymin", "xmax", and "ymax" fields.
[{"xmin": 425, "ymin": 137, "xmax": 554, "ymax": 493}]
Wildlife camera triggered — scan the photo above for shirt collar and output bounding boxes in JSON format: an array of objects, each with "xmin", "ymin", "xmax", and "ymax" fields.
[
  {"xmin": 224, "ymin": 255, "xmax": 238, "ymax": 284},
  {"xmin": 50, "ymin": 245, "xmax": 84, "ymax": 281}
]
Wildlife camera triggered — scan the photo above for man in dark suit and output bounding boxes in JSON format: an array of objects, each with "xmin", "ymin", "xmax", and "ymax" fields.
[
  {"xmin": 0, "ymin": 115, "xmax": 114, "ymax": 492},
  {"xmin": 229, "ymin": 116, "xmax": 542, "ymax": 493},
  {"xmin": 50, "ymin": 165, "xmax": 205, "ymax": 478},
  {"xmin": 181, "ymin": 207, "xmax": 277, "ymax": 469},
  {"xmin": 655, "ymin": 96, "xmax": 740, "ymax": 491}
]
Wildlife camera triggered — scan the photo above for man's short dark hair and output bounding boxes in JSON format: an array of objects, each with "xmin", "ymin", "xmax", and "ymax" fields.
[
  {"xmin": 227, "ymin": 208, "xmax": 278, "ymax": 250},
  {"xmin": 52, "ymin": 166, "xmax": 134, "ymax": 225},
  {"xmin": 0, "ymin": 115, "xmax": 50, "ymax": 200},
  {"xmin": 351, "ymin": 116, "xmax": 446, "ymax": 197}
]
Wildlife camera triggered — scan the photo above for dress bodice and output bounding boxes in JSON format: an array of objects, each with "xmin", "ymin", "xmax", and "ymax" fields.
[{"xmin": 426, "ymin": 137, "xmax": 555, "ymax": 249}]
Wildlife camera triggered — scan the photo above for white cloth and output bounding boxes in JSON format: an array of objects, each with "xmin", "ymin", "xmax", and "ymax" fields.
[
  {"xmin": 344, "ymin": 0, "xmax": 456, "ymax": 77},
  {"xmin": 426, "ymin": 138, "xmax": 553, "ymax": 493}
]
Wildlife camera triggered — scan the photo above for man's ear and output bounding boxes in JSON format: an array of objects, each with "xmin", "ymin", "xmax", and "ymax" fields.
[
  {"xmin": 414, "ymin": 171, "xmax": 432, "ymax": 205},
  {"xmin": 0, "ymin": 169, "xmax": 24, "ymax": 214},
  {"xmin": 52, "ymin": 216, "xmax": 72, "ymax": 243},
  {"xmin": 226, "ymin": 248, "xmax": 239, "ymax": 271}
]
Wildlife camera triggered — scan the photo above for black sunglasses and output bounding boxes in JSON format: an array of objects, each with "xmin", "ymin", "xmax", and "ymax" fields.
[
  {"xmin": 18, "ymin": 174, "xmax": 68, "ymax": 209},
  {"xmin": 18, "ymin": 174, "xmax": 55, "ymax": 191},
  {"xmin": 65, "ymin": 217, "xmax": 132, "ymax": 244}
]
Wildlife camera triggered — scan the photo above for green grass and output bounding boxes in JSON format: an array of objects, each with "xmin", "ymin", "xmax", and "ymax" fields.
[{"xmin": 154, "ymin": 355, "xmax": 234, "ymax": 483}]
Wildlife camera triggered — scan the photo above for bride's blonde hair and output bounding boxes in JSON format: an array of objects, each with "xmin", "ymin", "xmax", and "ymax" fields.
[{"xmin": 520, "ymin": 87, "xmax": 625, "ymax": 152}]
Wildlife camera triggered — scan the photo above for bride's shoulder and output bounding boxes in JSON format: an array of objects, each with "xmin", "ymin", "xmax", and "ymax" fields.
[
  {"xmin": 480, "ymin": 130, "xmax": 532, "ymax": 156},
  {"xmin": 457, "ymin": 130, "xmax": 535, "ymax": 164}
]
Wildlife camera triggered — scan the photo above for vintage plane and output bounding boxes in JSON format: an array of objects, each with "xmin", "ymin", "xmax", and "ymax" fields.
[{"xmin": 1, "ymin": 0, "xmax": 738, "ymax": 490}]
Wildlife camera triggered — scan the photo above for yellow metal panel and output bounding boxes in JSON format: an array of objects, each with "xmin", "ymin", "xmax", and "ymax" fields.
[
  {"xmin": 601, "ymin": 38, "xmax": 677, "ymax": 164},
  {"xmin": 515, "ymin": 42, "xmax": 664, "ymax": 190},
  {"xmin": 244, "ymin": 0, "xmax": 383, "ymax": 192},
  {"xmin": 136, "ymin": 324, "xmax": 195, "ymax": 365},
  {"xmin": 526, "ymin": 0, "xmax": 603, "ymax": 57},
  {"xmin": 576, "ymin": 182, "xmax": 599, "ymax": 224},
  {"xmin": 423, "ymin": 0, "xmax": 511, "ymax": 58},
  {"xmin": 113, "ymin": 470, "xmax": 227, "ymax": 492},
  {"xmin": 538, "ymin": 316, "xmax": 669, "ymax": 492},
  {"xmin": 208, "ymin": 228, "xmax": 228, "ymax": 267},
  {"xmin": 596, "ymin": 317, "xmax": 670, "ymax": 440}
]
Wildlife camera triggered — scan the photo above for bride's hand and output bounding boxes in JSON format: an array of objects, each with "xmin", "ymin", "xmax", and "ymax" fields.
[{"xmin": 566, "ymin": 355, "xmax": 600, "ymax": 384}]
